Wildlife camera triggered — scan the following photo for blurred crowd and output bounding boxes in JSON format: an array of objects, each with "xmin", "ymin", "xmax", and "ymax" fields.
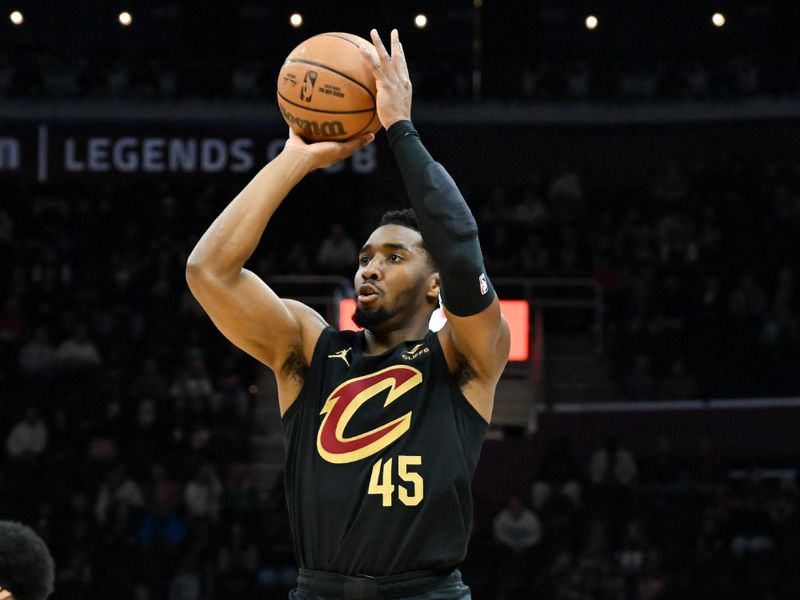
[
  {"xmin": 0, "ymin": 151, "xmax": 798, "ymax": 597},
  {"xmin": 469, "ymin": 436, "xmax": 800, "ymax": 600},
  {"xmin": 0, "ymin": 181, "xmax": 297, "ymax": 597},
  {"xmin": 476, "ymin": 157, "xmax": 800, "ymax": 399},
  {"xmin": 0, "ymin": 51, "xmax": 797, "ymax": 103}
]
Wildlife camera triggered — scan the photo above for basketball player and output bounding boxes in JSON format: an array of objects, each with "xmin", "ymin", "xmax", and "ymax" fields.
[
  {"xmin": 187, "ymin": 29, "xmax": 509, "ymax": 599},
  {"xmin": 0, "ymin": 521, "xmax": 55, "ymax": 600}
]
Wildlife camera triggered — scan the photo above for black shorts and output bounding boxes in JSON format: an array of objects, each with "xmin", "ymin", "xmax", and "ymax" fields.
[{"xmin": 289, "ymin": 568, "xmax": 472, "ymax": 600}]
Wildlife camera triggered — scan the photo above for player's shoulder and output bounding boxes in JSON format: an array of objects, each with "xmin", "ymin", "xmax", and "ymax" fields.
[{"xmin": 282, "ymin": 298, "xmax": 328, "ymax": 331}]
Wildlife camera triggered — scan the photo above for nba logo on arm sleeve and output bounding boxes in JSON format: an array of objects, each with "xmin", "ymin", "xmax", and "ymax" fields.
[{"xmin": 479, "ymin": 273, "xmax": 488, "ymax": 295}]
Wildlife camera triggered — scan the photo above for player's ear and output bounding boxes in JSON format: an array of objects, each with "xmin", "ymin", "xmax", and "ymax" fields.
[{"xmin": 426, "ymin": 272, "xmax": 440, "ymax": 304}]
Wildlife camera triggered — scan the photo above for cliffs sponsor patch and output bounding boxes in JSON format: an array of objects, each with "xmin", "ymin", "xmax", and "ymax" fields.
[{"xmin": 402, "ymin": 343, "xmax": 429, "ymax": 361}]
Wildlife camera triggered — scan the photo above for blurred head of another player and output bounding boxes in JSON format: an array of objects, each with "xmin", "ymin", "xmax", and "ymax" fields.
[
  {"xmin": 353, "ymin": 209, "xmax": 439, "ymax": 332},
  {"xmin": 0, "ymin": 521, "xmax": 55, "ymax": 600}
]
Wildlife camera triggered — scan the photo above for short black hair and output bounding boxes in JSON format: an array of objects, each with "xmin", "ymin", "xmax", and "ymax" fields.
[
  {"xmin": 377, "ymin": 209, "xmax": 436, "ymax": 270},
  {"xmin": 378, "ymin": 208, "xmax": 420, "ymax": 232},
  {"xmin": 0, "ymin": 522, "xmax": 55, "ymax": 600}
]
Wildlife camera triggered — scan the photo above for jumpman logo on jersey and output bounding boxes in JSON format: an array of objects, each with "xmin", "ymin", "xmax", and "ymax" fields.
[{"xmin": 327, "ymin": 348, "xmax": 352, "ymax": 366}]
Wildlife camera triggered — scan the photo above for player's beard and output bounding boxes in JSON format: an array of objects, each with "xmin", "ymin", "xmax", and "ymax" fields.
[
  {"xmin": 353, "ymin": 275, "xmax": 432, "ymax": 331},
  {"xmin": 352, "ymin": 303, "xmax": 395, "ymax": 330}
]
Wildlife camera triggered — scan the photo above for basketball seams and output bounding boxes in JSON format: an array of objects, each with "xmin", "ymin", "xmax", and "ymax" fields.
[
  {"xmin": 350, "ymin": 112, "xmax": 380, "ymax": 138},
  {"xmin": 319, "ymin": 33, "xmax": 362, "ymax": 49},
  {"xmin": 283, "ymin": 58, "xmax": 375, "ymax": 102},
  {"xmin": 277, "ymin": 91, "xmax": 374, "ymax": 115}
]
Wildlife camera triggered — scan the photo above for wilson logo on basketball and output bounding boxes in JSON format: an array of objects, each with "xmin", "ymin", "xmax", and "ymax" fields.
[
  {"xmin": 317, "ymin": 366, "xmax": 422, "ymax": 464},
  {"xmin": 279, "ymin": 105, "xmax": 347, "ymax": 138}
]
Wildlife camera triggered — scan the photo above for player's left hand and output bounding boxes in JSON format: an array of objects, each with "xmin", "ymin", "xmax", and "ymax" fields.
[
  {"xmin": 283, "ymin": 127, "xmax": 374, "ymax": 172},
  {"xmin": 361, "ymin": 29, "xmax": 412, "ymax": 130}
]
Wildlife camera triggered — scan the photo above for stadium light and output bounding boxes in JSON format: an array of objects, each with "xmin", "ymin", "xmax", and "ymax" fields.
[
  {"xmin": 414, "ymin": 14, "xmax": 428, "ymax": 29},
  {"xmin": 10, "ymin": 10, "xmax": 24, "ymax": 25},
  {"xmin": 585, "ymin": 15, "xmax": 599, "ymax": 30},
  {"xmin": 338, "ymin": 299, "xmax": 531, "ymax": 361},
  {"xmin": 118, "ymin": 11, "xmax": 132, "ymax": 27},
  {"xmin": 290, "ymin": 12, "xmax": 303, "ymax": 27},
  {"xmin": 712, "ymin": 12, "xmax": 726, "ymax": 27}
]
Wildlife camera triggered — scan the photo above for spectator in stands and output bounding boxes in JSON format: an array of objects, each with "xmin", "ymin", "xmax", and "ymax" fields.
[
  {"xmin": 170, "ymin": 355, "xmax": 214, "ymax": 417},
  {"xmin": 531, "ymin": 437, "xmax": 583, "ymax": 511},
  {"xmin": 214, "ymin": 356, "xmax": 252, "ymax": 420},
  {"xmin": 520, "ymin": 235, "xmax": 552, "ymax": 277},
  {"xmin": 6, "ymin": 407, "xmax": 48, "ymax": 464},
  {"xmin": 615, "ymin": 519, "xmax": 652, "ymax": 597},
  {"xmin": 95, "ymin": 463, "xmax": 145, "ymax": 526},
  {"xmin": 492, "ymin": 493, "xmax": 543, "ymax": 598},
  {"xmin": 589, "ymin": 439, "xmax": 637, "ymax": 488},
  {"xmin": 184, "ymin": 463, "xmax": 222, "ymax": 522},
  {"xmin": 729, "ymin": 272, "xmax": 768, "ymax": 321},
  {"xmin": 514, "ymin": 186, "xmax": 550, "ymax": 231},
  {"xmin": 548, "ymin": 161, "xmax": 585, "ymax": 224},
  {"xmin": 492, "ymin": 494, "xmax": 543, "ymax": 554},
  {"xmin": 284, "ymin": 241, "xmax": 313, "ymax": 274},
  {"xmin": 167, "ymin": 555, "xmax": 204, "ymax": 600},
  {"xmin": 231, "ymin": 61, "xmax": 262, "ymax": 100},
  {"xmin": 573, "ymin": 519, "xmax": 621, "ymax": 598},
  {"xmin": 56, "ymin": 548, "xmax": 94, "ymax": 599},
  {"xmin": 124, "ymin": 398, "xmax": 169, "ymax": 471},
  {"xmin": 54, "ymin": 323, "xmax": 102, "ymax": 369},
  {"xmin": 316, "ymin": 222, "xmax": 357, "ymax": 275},
  {"xmin": 729, "ymin": 487, "xmax": 776, "ymax": 557}
]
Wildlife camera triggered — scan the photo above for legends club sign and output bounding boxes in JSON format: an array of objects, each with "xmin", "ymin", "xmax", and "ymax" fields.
[{"xmin": 0, "ymin": 123, "xmax": 378, "ymax": 183}]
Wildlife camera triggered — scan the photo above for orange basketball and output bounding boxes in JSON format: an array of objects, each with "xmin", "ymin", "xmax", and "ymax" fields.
[{"xmin": 277, "ymin": 32, "xmax": 381, "ymax": 142}]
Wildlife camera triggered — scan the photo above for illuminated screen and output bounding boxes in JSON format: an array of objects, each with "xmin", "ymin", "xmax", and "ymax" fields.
[{"xmin": 338, "ymin": 299, "xmax": 530, "ymax": 361}]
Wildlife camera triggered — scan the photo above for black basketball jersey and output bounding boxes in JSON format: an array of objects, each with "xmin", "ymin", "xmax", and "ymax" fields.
[{"xmin": 281, "ymin": 326, "xmax": 489, "ymax": 576}]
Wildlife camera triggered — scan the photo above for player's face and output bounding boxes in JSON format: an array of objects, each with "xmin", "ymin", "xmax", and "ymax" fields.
[{"xmin": 353, "ymin": 225, "xmax": 437, "ymax": 330}]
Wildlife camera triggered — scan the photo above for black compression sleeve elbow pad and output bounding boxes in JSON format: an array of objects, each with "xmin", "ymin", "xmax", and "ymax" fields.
[{"xmin": 388, "ymin": 120, "xmax": 495, "ymax": 317}]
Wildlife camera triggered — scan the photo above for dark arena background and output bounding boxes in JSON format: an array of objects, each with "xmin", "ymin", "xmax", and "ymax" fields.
[{"xmin": 1, "ymin": 1, "xmax": 799, "ymax": 598}]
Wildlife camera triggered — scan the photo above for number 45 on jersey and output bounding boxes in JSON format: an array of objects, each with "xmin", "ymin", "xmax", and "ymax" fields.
[{"xmin": 368, "ymin": 455, "xmax": 424, "ymax": 507}]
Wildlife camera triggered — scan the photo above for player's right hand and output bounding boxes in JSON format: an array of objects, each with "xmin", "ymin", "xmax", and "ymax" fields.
[
  {"xmin": 284, "ymin": 127, "xmax": 374, "ymax": 172},
  {"xmin": 361, "ymin": 29, "xmax": 413, "ymax": 130}
]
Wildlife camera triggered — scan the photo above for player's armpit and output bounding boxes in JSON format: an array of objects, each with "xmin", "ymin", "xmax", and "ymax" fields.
[
  {"xmin": 438, "ymin": 299, "xmax": 509, "ymax": 423},
  {"xmin": 441, "ymin": 297, "xmax": 510, "ymax": 386}
]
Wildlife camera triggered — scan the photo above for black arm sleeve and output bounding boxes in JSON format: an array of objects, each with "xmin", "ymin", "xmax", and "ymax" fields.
[{"xmin": 387, "ymin": 120, "xmax": 495, "ymax": 317}]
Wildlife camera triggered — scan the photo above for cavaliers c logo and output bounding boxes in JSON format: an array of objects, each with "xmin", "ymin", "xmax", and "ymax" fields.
[{"xmin": 317, "ymin": 365, "xmax": 422, "ymax": 464}]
